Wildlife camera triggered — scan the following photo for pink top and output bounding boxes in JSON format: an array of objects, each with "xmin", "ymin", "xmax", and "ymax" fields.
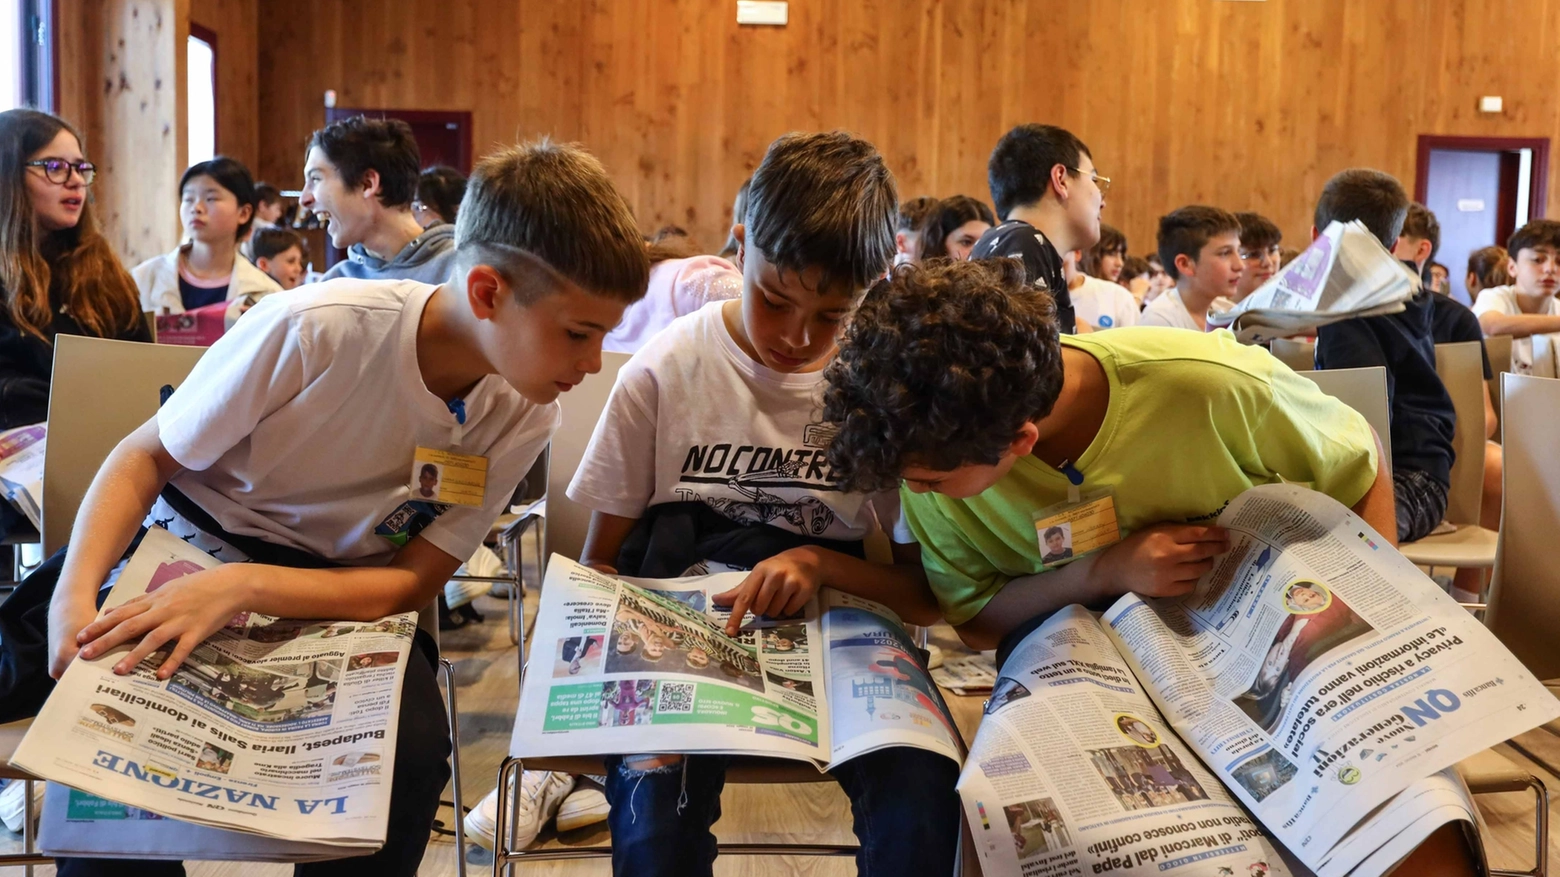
[{"xmin": 604, "ymin": 255, "xmax": 742, "ymax": 354}]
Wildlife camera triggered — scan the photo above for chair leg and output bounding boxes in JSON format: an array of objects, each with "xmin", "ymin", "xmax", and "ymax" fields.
[
  {"xmin": 1483, "ymin": 775, "xmax": 1548, "ymax": 877},
  {"xmin": 492, "ymin": 757, "xmax": 522, "ymax": 877},
  {"xmin": 24, "ymin": 777, "xmax": 36, "ymax": 877},
  {"xmin": 438, "ymin": 658, "xmax": 468, "ymax": 877}
]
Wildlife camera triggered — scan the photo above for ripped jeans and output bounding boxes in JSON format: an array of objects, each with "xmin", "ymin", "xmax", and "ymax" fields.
[{"xmin": 603, "ymin": 746, "xmax": 960, "ymax": 877}]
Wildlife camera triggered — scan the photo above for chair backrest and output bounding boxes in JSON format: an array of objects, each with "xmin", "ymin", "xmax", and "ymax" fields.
[
  {"xmin": 543, "ymin": 352, "xmax": 632, "ymax": 568},
  {"xmin": 43, "ymin": 336, "xmax": 207, "ymax": 555},
  {"xmin": 1483, "ymin": 334, "xmax": 1513, "ymax": 441},
  {"xmin": 1296, "ymin": 367, "xmax": 1393, "ymax": 473},
  {"xmin": 1270, "ymin": 338, "xmax": 1316, "ymax": 372},
  {"xmin": 1433, "ymin": 341, "xmax": 1486, "ymax": 526},
  {"xmin": 1485, "ymin": 373, "xmax": 1560, "ymax": 680}
]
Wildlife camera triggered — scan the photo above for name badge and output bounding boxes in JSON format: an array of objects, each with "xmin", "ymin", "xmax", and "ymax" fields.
[
  {"xmin": 1033, "ymin": 490, "xmax": 1121, "ymax": 570},
  {"xmin": 410, "ymin": 447, "xmax": 488, "ymax": 508}
]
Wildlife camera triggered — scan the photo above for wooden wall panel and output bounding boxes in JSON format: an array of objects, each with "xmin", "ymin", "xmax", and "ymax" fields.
[
  {"xmin": 256, "ymin": 0, "xmax": 1560, "ymax": 259},
  {"xmin": 189, "ymin": 0, "xmax": 259, "ymax": 174}
]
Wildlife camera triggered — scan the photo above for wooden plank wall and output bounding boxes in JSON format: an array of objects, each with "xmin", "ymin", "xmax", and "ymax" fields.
[
  {"xmin": 190, "ymin": 0, "xmax": 260, "ymax": 175},
  {"xmin": 56, "ymin": 0, "xmax": 187, "ymax": 266},
  {"xmin": 230, "ymin": 0, "xmax": 1560, "ymax": 259}
]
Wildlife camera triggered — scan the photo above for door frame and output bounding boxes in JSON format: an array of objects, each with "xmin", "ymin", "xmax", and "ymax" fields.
[
  {"xmin": 1414, "ymin": 135, "xmax": 1550, "ymax": 220},
  {"xmin": 324, "ymin": 107, "xmax": 474, "ymax": 173}
]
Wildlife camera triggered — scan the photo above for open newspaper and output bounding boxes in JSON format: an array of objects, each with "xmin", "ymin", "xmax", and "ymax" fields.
[
  {"xmin": 960, "ymin": 483, "xmax": 1559, "ymax": 877},
  {"xmin": 1207, "ymin": 221, "xmax": 1419, "ymax": 344},
  {"xmin": 0, "ymin": 422, "xmax": 45, "ymax": 530},
  {"xmin": 11, "ymin": 526, "xmax": 418, "ymax": 853},
  {"xmin": 512, "ymin": 557, "xmax": 964, "ymax": 770}
]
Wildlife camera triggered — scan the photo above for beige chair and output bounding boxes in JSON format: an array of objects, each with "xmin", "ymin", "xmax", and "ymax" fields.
[
  {"xmin": 492, "ymin": 350, "xmax": 857, "ymax": 870},
  {"xmin": 1484, "ymin": 335, "xmax": 1514, "ymax": 442},
  {"xmin": 1270, "ymin": 337, "xmax": 1316, "ymax": 372},
  {"xmin": 14, "ymin": 337, "xmax": 468, "ymax": 873},
  {"xmin": 1399, "ymin": 342, "xmax": 1498, "ymax": 570},
  {"xmin": 1297, "ymin": 366, "xmax": 1393, "ymax": 473}
]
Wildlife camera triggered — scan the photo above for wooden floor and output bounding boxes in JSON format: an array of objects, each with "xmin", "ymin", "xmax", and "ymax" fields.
[{"xmin": 4, "ymin": 545, "xmax": 1558, "ymax": 876}]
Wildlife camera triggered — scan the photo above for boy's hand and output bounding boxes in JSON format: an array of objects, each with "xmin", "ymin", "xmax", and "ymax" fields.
[
  {"xmin": 47, "ymin": 597, "xmax": 101, "ymax": 679},
  {"xmin": 1095, "ymin": 524, "xmax": 1229, "ymax": 600},
  {"xmin": 711, "ymin": 547, "xmax": 825, "ymax": 636},
  {"xmin": 74, "ymin": 565, "xmax": 252, "ymax": 680}
]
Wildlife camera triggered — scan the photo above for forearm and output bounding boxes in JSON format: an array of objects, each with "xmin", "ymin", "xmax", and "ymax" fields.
[
  {"xmin": 809, "ymin": 546, "xmax": 941, "ymax": 625},
  {"xmin": 953, "ymin": 553, "xmax": 1109, "ymax": 650},
  {"xmin": 1351, "ymin": 428, "xmax": 1398, "ymax": 546},
  {"xmin": 579, "ymin": 510, "xmax": 639, "ymax": 570},
  {"xmin": 1478, "ymin": 311, "xmax": 1560, "ymax": 339},
  {"xmin": 222, "ymin": 563, "xmax": 434, "ymax": 620}
]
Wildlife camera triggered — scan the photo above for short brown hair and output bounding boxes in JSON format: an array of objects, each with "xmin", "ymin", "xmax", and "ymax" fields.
[
  {"xmin": 1314, "ymin": 168, "xmax": 1408, "ymax": 248},
  {"xmin": 1157, "ymin": 206, "xmax": 1240, "ymax": 281},
  {"xmin": 455, "ymin": 139, "xmax": 649, "ymax": 304},
  {"xmin": 250, "ymin": 226, "xmax": 307, "ymax": 262},
  {"xmin": 1235, "ymin": 211, "xmax": 1282, "ymax": 252},
  {"xmin": 1400, "ymin": 202, "xmax": 1440, "ymax": 260}
]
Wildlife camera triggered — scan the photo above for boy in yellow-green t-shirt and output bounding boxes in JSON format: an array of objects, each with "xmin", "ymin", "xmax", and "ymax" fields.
[{"xmin": 820, "ymin": 258, "xmax": 1397, "ymax": 658}]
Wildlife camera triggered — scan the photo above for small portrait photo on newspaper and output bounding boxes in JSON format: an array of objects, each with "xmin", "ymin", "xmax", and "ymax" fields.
[
  {"xmin": 1003, "ymin": 796, "xmax": 1073, "ymax": 861},
  {"xmin": 1114, "ymin": 713, "xmax": 1160, "ymax": 747},
  {"xmin": 1233, "ymin": 579, "xmax": 1376, "ymax": 734}
]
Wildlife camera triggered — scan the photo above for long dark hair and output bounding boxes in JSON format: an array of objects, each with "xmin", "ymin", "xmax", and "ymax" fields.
[
  {"xmin": 921, "ymin": 195, "xmax": 996, "ymax": 260},
  {"xmin": 0, "ymin": 108, "xmax": 140, "ymax": 341}
]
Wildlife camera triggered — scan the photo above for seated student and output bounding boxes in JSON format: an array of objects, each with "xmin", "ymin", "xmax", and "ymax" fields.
[
  {"xmin": 892, "ymin": 193, "xmax": 939, "ymax": 265},
  {"xmin": 35, "ymin": 140, "xmax": 650, "ymax": 876},
  {"xmin": 1143, "ymin": 252, "xmax": 1172, "ymax": 304},
  {"xmin": 971, "ymin": 124, "xmax": 1106, "ymax": 335},
  {"xmin": 1118, "ymin": 254, "xmax": 1152, "ymax": 304},
  {"xmin": 1080, "ymin": 222, "xmax": 1127, "ymax": 283},
  {"xmin": 131, "ymin": 156, "xmax": 281, "ymax": 315},
  {"xmin": 921, "ymin": 194, "xmax": 995, "ymax": 261},
  {"xmin": 1064, "ymin": 248, "xmax": 1138, "ymax": 330},
  {"xmin": 0, "ymin": 108, "xmax": 151, "ymax": 432},
  {"xmin": 1394, "ymin": 202, "xmax": 1500, "ymax": 601},
  {"xmin": 253, "ymin": 182, "xmax": 286, "ymax": 229},
  {"xmin": 301, "ymin": 116, "xmax": 455, "ymax": 284},
  {"xmin": 1429, "ymin": 261, "xmax": 1450, "ymax": 295},
  {"xmin": 716, "ymin": 177, "xmax": 751, "ymax": 261},
  {"xmin": 1314, "ymin": 170, "xmax": 1455, "ymax": 545},
  {"xmin": 1234, "ymin": 211, "xmax": 1282, "ymax": 302},
  {"xmin": 567, "ymin": 131, "xmax": 957, "ymax": 876},
  {"xmin": 1141, "ymin": 206, "xmax": 1243, "ymax": 330},
  {"xmin": 1465, "ymin": 245, "xmax": 1510, "ymax": 302},
  {"xmin": 817, "ymin": 258, "xmax": 1392, "ymax": 658},
  {"xmin": 1472, "ymin": 220, "xmax": 1560, "ymax": 375},
  {"xmin": 250, "ymin": 226, "xmax": 309, "ymax": 290},
  {"xmin": 412, "ymin": 164, "xmax": 467, "ymax": 229},
  {"xmin": 602, "ymin": 228, "xmax": 740, "ymax": 354}
]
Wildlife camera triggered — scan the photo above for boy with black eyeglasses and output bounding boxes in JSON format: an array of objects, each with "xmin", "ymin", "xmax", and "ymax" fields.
[{"xmin": 1234, "ymin": 211, "xmax": 1282, "ymax": 303}]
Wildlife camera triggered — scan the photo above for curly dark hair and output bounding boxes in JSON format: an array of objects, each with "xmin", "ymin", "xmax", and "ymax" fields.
[{"xmin": 822, "ymin": 258, "xmax": 1063, "ymax": 491}]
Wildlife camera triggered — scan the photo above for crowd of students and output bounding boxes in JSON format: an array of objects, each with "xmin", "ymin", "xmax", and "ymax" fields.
[{"xmin": 0, "ymin": 102, "xmax": 1543, "ymax": 876}]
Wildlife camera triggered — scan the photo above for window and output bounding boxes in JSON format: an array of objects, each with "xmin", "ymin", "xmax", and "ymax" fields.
[
  {"xmin": 2, "ymin": 0, "xmax": 54, "ymax": 112},
  {"xmin": 187, "ymin": 24, "xmax": 217, "ymax": 164},
  {"xmin": 2, "ymin": 0, "xmax": 24, "ymax": 111}
]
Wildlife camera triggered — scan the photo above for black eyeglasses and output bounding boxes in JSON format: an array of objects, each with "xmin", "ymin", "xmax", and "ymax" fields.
[
  {"xmin": 25, "ymin": 158, "xmax": 96, "ymax": 186},
  {"xmin": 1068, "ymin": 166, "xmax": 1111, "ymax": 195}
]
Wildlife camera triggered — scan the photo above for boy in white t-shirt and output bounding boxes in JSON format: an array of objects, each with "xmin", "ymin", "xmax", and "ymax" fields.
[
  {"xmin": 1064, "ymin": 248, "xmax": 1139, "ymax": 329},
  {"xmin": 41, "ymin": 142, "xmax": 650, "ymax": 877},
  {"xmin": 1141, "ymin": 206, "xmax": 1244, "ymax": 331},
  {"xmin": 567, "ymin": 132, "xmax": 958, "ymax": 877},
  {"xmin": 1472, "ymin": 219, "xmax": 1560, "ymax": 375}
]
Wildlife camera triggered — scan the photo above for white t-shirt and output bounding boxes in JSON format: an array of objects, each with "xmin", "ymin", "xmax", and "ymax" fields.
[
  {"xmin": 1139, "ymin": 289, "xmax": 1202, "ymax": 330},
  {"xmin": 1472, "ymin": 285, "xmax": 1560, "ymax": 375},
  {"xmin": 569, "ymin": 302, "xmax": 896, "ymax": 541},
  {"xmin": 1071, "ymin": 276, "xmax": 1140, "ymax": 330},
  {"xmin": 154, "ymin": 278, "xmax": 558, "ymax": 566},
  {"xmin": 603, "ymin": 256, "xmax": 741, "ymax": 355}
]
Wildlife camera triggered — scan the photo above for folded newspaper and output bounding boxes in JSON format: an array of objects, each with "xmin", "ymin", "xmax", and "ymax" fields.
[
  {"xmin": 1207, "ymin": 221, "xmax": 1420, "ymax": 344},
  {"xmin": 0, "ymin": 422, "xmax": 45, "ymax": 530},
  {"xmin": 513, "ymin": 557, "xmax": 965, "ymax": 770},
  {"xmin": 10, "ymin": 526, "xmax": 418, "ymax": 855},
  {"xmin": 959, "ymin": 483, "xmax": 1559, "ymax": 877}
]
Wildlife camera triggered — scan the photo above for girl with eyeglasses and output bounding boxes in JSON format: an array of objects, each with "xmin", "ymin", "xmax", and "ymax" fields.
[{"xmin": 0, "ymin": 108, "xmax": 150, "ymax": 432}]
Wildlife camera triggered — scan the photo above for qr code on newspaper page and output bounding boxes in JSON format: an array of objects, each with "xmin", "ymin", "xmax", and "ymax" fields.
[{"xmin": 657, "ymin": 681, "xmax": 696, "ymax": 714}]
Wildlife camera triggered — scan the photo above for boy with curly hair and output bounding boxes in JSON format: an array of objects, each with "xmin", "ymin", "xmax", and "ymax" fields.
[{"xmin": 822, "ymin": 259, "xmax": 1396, "ymax": 659}]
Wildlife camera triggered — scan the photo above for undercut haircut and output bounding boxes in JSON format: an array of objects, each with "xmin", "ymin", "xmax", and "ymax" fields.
[
  {"xmin": 1400, "ymin": 202, "xmax": 1441, "ymax": 260},
  {"xmin": 987, "ymin": 124, "xmax": 1091, "ymax": 220},
  {"xmin": 455, "ymin": 139, "xmax": 649, "ymax": 304},
  {"xmin": 307, "ymin": 115, "xmax": 421, "ymax": 209},
  {"xmin": 1313, "ymin": 168, "xmax": 1409, "ymax": 248},
  {"xmin": 1157, "ymin": 206, "xmax": 1241, "ymax": 281},
  {"xmin": 1235, "ymin": 211, "xmax": 1282, "ymax": 252},
  {"xmin": 822, "ymin": 258, "xmax": 1064, "ymax": 492},
  {"xmin": 744, "ymin": 131, "xmax": 898, "ymax": 293},
  {"xmin": 1507, "ymin": 219, "xmax": 1560, "ymax": 257}
]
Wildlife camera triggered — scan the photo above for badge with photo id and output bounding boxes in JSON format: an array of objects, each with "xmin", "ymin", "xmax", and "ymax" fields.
[
  {"xmin": 410, "ymin": 447, "xmax": 488, "ymax": 508},
  {"xmin": 1033, "ymin": 490, "xmax": 1121, "ymax": 570}
]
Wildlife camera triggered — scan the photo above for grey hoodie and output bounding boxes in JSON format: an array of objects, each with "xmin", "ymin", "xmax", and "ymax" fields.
[{"xmin": 321, "ymin": 222, "xmax": 456, "ymax": 284}]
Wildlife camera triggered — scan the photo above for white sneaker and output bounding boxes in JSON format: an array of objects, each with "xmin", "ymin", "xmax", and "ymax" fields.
[
  {"xmin": 556, "ymin": 784, "xmax": 609, "ymax": 832},
  {"xmin": 0, "ymin": 779, "xmax": 43, "ymax": 834},
  {"xmin": 463, "ymin": 770, "xmax": 574, "ymax": 851}
]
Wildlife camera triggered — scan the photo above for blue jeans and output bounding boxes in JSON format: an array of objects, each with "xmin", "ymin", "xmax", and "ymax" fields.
[{"xmin": 603, "ymin": 746, "xmax": 960, "ymax": 877}]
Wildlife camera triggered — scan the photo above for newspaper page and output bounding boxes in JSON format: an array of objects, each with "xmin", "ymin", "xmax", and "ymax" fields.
[
  {"xmin": 511, "ymin": 556, "xmax": 831, "ymax": 764},
  {"xmin": 0, "ymin": 422, "xmax": 45, "ymax": 529},
  {"xmin": 959, "ymin": 605, "xmax": 1296, "ymax": 877},
  {"xmin": 11, "ymin": 526, "xmax": 417, "ymax": 849},
  {"xmin": 1102, "ymin": 483, "xmax": 1560, "ymax": 875},
  {"xmin": 820, "ymin": 590, "xmax": 962, "ymax": 768}
]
